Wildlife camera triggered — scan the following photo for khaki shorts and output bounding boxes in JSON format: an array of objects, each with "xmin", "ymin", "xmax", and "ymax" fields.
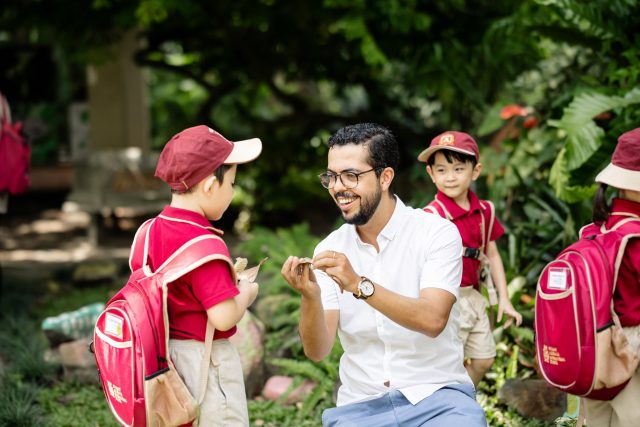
[
  {"xmin": 458, "ymin": 287, "xmax": 496, "ymax": 360},
  {"xmin": 169, "ymin": 338, "xmax": 249, "ymax": 427},
  {"xmin": 584, "ymin": 325, "xmax": 640, "ymax": 427}
]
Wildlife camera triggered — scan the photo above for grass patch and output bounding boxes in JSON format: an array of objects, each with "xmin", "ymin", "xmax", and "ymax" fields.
[{"xmin": 38, "ymin": 381, "xmax": 118, "ymax": 427}]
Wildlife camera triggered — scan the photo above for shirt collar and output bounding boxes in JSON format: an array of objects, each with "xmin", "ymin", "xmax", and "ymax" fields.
[
  {"xmin": 611, "ymin": 198, "xmax": 640, "ymax": 217},
  {"xmin": 348, "ymin": 195, "xmax": 407, "ymax": 244},
  {"xmin": 159, "ymin": 205, "xmax": 224, "ymax": 235},
  {"xmin": 435, "ymin": 190, "xmax": 481, "ymax": 219},
  {"xmin": 379, "ymin": 196, "xmax": 407, "ymax": 241}
]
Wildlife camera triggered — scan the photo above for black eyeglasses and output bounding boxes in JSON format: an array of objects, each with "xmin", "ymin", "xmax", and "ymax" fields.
[{"xmin": 318, "ymin": 167, "xmax": 382, "ymax": 189}]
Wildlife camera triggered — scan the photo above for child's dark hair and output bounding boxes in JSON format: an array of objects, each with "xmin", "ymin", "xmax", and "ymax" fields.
[
  {"xmin": 427, "ymin": 150, "xmax": 478, "ymax": 168},
  {"xmin": 170, "ymin": 164, "xmax": 231, "ymax": 194},
  {"xmin": 592, "ymin": 183, "xmax": 610, "ymax": 224}
]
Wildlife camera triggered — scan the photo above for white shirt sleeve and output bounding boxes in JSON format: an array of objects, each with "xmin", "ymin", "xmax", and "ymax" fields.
[
  {"xmin": 315, "ymin": 269, "xmax": 340, "ymax": 310},
  {"xmin": 419, "ymin": 220, "xmax": 463, "ymax": 299}
]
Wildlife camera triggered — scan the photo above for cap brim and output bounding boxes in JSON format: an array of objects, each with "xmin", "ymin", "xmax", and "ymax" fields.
[
  {"xmin": 595, "ymin": 163, "xmax": 640, "ymax": 191},
  {"xmin": 224, "ymin": 138, "xmax": 262, "ymax": 164},
  {"xmin": 417, "ymin": 146, "xmax": 476, "ymax": 163}
]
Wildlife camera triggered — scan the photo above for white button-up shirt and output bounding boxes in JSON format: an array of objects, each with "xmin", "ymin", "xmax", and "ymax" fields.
[{"xmin": 315, "ymin": 197, "xmax": 472, "ymax": 406}]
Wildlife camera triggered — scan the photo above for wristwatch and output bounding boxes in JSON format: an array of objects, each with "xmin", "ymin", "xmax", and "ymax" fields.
[{"xmin": 354, "ymin": 276, "xmax": 375, "ymax": 300}]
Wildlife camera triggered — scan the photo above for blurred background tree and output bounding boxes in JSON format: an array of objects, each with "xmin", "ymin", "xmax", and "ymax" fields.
[{"xmin": 8, "ymin": 0, "xmax": 637, "ymax": 226}]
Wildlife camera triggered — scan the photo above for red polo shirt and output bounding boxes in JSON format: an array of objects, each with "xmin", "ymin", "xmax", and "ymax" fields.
[
  {"xmin": 146, "ymin": 206, "xmax": 239, "ymax": 341},
  {"xmin": 426, "ymin": 191, "xmax": 505, "ymax": 287},
  {"xmin": 608, "ymin": 198, "xmax": 640, "ymax": 327}
]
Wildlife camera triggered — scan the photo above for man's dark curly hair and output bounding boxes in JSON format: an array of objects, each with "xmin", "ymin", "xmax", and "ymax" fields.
[{"xmin": 327, "ymin": 123, "xmax": 400, "ymax": 173}]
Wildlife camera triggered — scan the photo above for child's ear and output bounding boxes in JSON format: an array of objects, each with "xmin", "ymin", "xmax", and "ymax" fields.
[
  {"xmin": 472, "ymin": 162, "xmax": 482, "ymax": 181},
  {"xmin": 203, "ymin": 175, "xmax": 217, "ymax": 193},
  {"xmin": 426, "ymin": 165, "xmax": 435, "ymax": 183}
]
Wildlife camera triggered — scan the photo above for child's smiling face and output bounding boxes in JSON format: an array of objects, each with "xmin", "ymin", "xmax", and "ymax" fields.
[{"xmin": 427, "ymin": 151, "xmax": 482, "ymax": 205}]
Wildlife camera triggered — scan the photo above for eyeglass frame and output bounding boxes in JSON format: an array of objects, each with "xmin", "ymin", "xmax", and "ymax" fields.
[{"xmin": 318, "ymin": 166, "xmax": 385, "ymax": 189}]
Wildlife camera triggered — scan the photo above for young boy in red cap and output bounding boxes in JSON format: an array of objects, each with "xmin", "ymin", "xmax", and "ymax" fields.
[
  {"xmin": 144, "ymin": 125, "xmax": 262, "ymax": 426},
  {"xmin": 418, "ymin": 131, "xmax": 522, "ymax": 386}
]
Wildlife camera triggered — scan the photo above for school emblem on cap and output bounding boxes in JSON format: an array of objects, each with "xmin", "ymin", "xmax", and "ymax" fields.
[{"xmin": 438, "ymin": 134, "xmax": 455, "ymax": 146}]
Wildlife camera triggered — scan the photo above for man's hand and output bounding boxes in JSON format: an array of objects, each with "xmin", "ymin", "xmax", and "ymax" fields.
[
  {"xmin": 312, "ymin": 250, "xmax": 360, "ymax": 294},
  {"xmin": 281, "ymin": 256, "xmax": 321, "ymax": 298}
]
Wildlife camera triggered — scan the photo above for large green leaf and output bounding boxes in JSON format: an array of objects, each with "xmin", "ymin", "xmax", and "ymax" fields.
[
  {"xmin": 548, "ymin": 88, "xmax": 640, "ymax": 201},
  {"xmin": 549, "ymin": 88, "xmax": 640, "ymax": 170}
]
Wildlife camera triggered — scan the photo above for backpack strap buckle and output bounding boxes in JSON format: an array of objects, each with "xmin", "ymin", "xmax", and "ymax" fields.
[{"xmin": 463, "ymin": 247, "xmax": 481, "ymax": 259}]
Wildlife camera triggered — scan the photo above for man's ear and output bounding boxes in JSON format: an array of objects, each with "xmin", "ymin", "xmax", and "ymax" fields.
[
  {"xmin": 472, "ymin": 162, "xmax": 482, "ymax": 181},
  {"xmin": 202, "ymin": 175, "xmax": 217, "ymax": 193},
  {"xmin": 380, "ymin": 167, "xmax": 395, "ymax": 191}
]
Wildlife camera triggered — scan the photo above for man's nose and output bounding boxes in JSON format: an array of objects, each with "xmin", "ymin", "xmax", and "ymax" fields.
[{"xmin": 333, "ymin": 175, "xmax": 348, "ymax": 191}]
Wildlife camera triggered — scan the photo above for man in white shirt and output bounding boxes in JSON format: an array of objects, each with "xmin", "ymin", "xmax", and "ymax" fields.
[{"xmin": 281, "ymin": 123, "xmax": 486, "ymax": 426}]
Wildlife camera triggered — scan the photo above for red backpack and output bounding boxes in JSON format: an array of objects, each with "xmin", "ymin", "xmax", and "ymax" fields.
[
  {"xmin": 0, "ymin": 93, "xmax": 30, "ymax": 195},
  {"xmin": 535, "ymin": 214, "xmax": 640, "ymax": 400},
  {"xmin": 92, "ymin": 219, "xmax": 236, "ymax": 426}
]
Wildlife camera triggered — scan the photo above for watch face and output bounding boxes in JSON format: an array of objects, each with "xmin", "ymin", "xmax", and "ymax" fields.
[{"xmin": 359, "ymin": 279, "xmax": 374, "ymax": 296}]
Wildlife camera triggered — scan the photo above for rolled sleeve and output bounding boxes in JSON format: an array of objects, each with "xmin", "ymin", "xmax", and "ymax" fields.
[
  {"xmin": 420, "ymin": 221, "xmax": 463, "ymax": 299},
  {"xmin": 315, "ymin": 269, "xmax": 340, "ymax": 310}
]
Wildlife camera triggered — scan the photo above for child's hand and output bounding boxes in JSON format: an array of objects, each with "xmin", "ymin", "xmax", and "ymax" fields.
[{"xmin": 497, "ymin": 298, "xmax": 523, "ymax": 328}]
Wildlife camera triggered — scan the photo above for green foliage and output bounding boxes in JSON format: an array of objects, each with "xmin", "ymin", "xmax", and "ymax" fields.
[
  {"xmin": 0, "ymin": 316, "xmax": 57, "ymax": 386},
  {"xmin": 548, "ymin": 87, "xmax": 640, "ymax": 202},
  {"xmin": 0, "ymin": 380, "xmax": 45, "ymax": 427},
  {"xmin": 38, "ymin": 381, "xmax": 119, "ymax": 427},
  {"xmin": 236, "ymin": 223, "xmax": 322, "ymax": 296},
  {"xmin": 250, "ymin": 343, "xmax": 343, "ymax": 426}
]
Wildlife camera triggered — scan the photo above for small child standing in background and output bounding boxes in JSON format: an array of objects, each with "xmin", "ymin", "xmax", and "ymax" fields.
[{"xmin": 418, "ymin": 131, "xmax": 522, "ymax": 386}]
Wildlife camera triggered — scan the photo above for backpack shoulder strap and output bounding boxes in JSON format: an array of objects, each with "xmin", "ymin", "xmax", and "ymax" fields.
[
  {"xmin": 425, "ymin": 199, "xmax": 452, "ymax": 220},
  {"xmin": 479, "ymin": 200, "xmax": 496, "ymax": 253},
  {"xmin": 0, "ymin": 93, "xmax": 11, "ymax": 125},
  {"xmin": 129, "ymin": 218, "xmax": 155, "ymax": 272},
  {"xmin": 610, "ymin": 217, "xmax": 640, "ymax": 291},
  {"xmin": 150, "ymin": 234, "xmax": 238, "ymax": 406},
  {"xmin": 153, "ymin": 234, "xmax": 236, "ymax": 283}
]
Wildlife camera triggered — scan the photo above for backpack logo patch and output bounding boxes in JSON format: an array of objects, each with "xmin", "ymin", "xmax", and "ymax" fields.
[
  {"xmin": 542, "ymin": 345, "xmax": 566, "ymax": 366},
  {"xmin": 107, "ymin": 381, "xmax": 128, "ymax": 403}
]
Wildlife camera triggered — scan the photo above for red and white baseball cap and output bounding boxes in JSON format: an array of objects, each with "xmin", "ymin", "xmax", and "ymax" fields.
[
  {"xmin": 595, "ymin": 127, "xmax": 640, "ymax": 192},
  {"xmin": 417, "ymin": 131, "xmax": 480, "ymax": 163},
  {"xmin": 155, "ymin": 125, "xmax": 262, "ymax": 191}
]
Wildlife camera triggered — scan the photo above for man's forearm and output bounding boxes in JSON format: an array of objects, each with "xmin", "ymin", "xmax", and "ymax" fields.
[
  {"xmin": 299, "ymin": 294, "xmax": 332, "ymax": 361},
  {"xmin": 365, "ymin": 284, "xmax": 453, "ymax": 337}
]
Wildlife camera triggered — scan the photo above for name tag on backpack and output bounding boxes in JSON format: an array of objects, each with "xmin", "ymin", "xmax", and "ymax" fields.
[
  {"xmin": 105, "ymin": 313, "xmax": 124, "ymax": 339},
  {"xmin": 548, "ymin": 268, "xmax": 568, "ymax": 290}
]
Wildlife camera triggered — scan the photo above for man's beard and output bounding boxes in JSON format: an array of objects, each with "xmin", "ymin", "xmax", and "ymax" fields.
[{"xmin": 337, "ymin": 185, "xmax": 382, "ymax": 226}]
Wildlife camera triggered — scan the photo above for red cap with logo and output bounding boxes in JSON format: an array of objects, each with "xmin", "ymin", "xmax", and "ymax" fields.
[
  {"xmin": 417, "ymin": 131, "xmax": 480, "ymax": 164},
  {"xmin": 595, "ymin": 127, "xmax": 640, "ymax": 192},
  {"xmin": 155, "ymin": 125, "xmax": 262, "ymax": 191}
]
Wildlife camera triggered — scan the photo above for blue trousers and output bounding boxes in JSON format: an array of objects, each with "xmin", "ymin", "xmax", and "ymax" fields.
[{"xmin": 322, "ymin": 384, "xmax": 486, "ymax": 427}]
